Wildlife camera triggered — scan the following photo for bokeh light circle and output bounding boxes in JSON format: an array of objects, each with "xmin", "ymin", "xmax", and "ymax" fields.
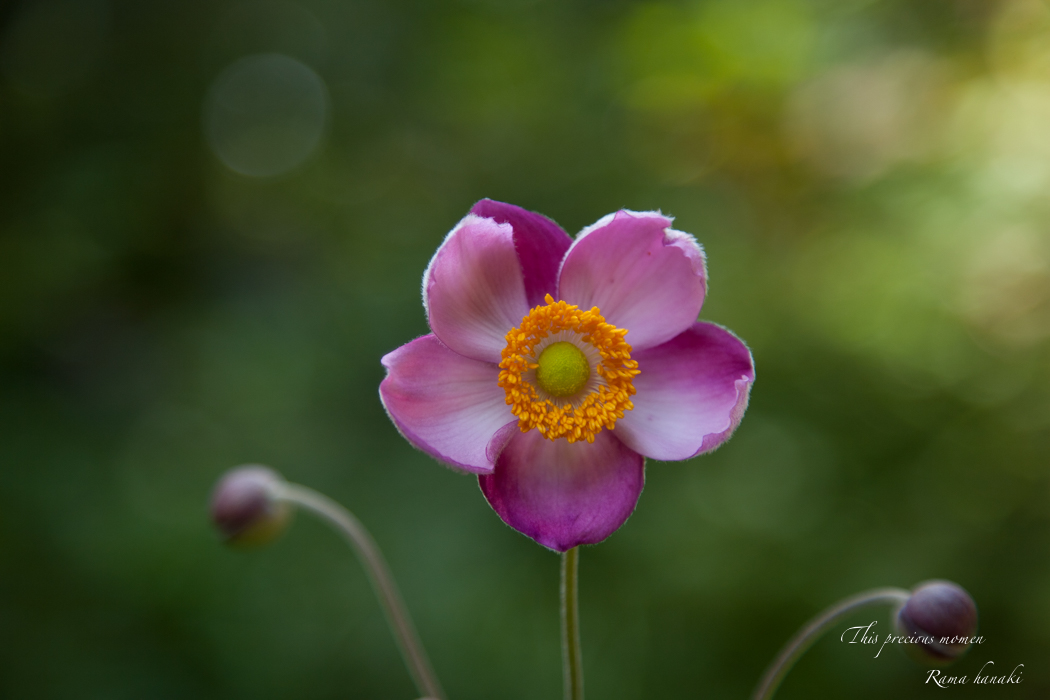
[{"xmin": 204, "ymin": 53, "xmax": 328, "ymax": 177}]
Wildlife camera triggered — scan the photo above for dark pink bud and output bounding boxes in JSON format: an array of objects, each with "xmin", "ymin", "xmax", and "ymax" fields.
[
  {"xmin": 895, "ymin": 580, "xmax": 978, "ymax": 666},
  {"xmin": 210, "ymin": 465, "xmax": 290, "ymax": 546}
]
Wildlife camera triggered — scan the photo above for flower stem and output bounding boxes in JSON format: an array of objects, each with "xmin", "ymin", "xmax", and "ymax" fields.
[
  {"xmin": 275, "ymin": 482, "xmax": 446, "ymax": 700},
  {"xmin": 752, "ymin": 587, "xmax": 910, "ymax": 700},
  {"xmin": 561, "ymin": 547, "xmax": 583, "ymax": 700}
]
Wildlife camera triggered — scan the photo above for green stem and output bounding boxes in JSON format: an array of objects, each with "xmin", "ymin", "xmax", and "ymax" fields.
[
  {"xmin": 275, "ymin": 483, "xmax": 446, "ymax": 700},
  {"xmin": 752, "ymin": 587, "xmax": 910, "ymax": 700},
  {"xmin": 561, "ymin": 547, "xmax": 583, "ymax": 700}
]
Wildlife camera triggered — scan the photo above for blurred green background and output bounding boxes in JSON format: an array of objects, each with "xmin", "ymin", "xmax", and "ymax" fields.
[{"xmin": 2, "ymin": 0, "xmax": 1049, "ymax": 697}]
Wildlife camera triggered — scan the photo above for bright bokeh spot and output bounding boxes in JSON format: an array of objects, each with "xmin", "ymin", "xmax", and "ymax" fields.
[{"xmin": 204, "ymin": 53, "xmax": 328, "ymax": 177}]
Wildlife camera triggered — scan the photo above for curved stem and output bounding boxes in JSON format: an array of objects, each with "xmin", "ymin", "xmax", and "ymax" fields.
[
  {"xmin": 561, "ymin": 547, "xmax": 583, "ymax": 700},
  {"xmin": 752, "ymin": 587, "xmax": 910, "ymax": 700},
  {"xmin": 275, "ymin": 482, "xmax": 446, "ymax": 700}
]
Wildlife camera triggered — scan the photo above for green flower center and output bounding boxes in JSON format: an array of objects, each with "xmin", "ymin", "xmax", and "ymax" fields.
[{"xmin": 535, "ymin": 341, "xmax": 591, "ymax": 397}]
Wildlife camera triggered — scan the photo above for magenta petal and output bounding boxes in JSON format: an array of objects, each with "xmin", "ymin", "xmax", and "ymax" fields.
[
  {"xmin": 424, "ymin": 214, "xmax": 531, "ymax": 363},
  {"xmin": 478, "ymin": 430, "xmax": 645, "ymax": 551},
  {"xmin": 558, "ymin": 210, "xmax": 707, "ymax": 351},
  {"xmin": 614, "ymin": 322, "xmax": 754, "ymax": 461},
  {"xmin": 380, "ymin": 334, "xmax": 516, "ymax": 474},
  {"xmin": 471, "ymin": 199, "xmax": 572, "ymax": 308}
]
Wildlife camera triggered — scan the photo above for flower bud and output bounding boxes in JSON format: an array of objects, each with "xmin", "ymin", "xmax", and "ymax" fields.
[
  {"xmin": 210, "ymin": 465, "xmax": 290, "ymax": 546},
  {"xmin": 895, "ymin": 580, "xmax": 978, "ymax": 666}
]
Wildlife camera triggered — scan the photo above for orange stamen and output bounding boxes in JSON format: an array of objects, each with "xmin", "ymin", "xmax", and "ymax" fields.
[{"xmin": 498, "ymin": 294, "xmax": 639, "ymax": 443}]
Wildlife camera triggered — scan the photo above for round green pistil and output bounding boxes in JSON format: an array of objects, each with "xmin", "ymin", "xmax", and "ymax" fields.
[{"xmin": 535, "ymin": 342, "xmax": 590, "ymax": 398}]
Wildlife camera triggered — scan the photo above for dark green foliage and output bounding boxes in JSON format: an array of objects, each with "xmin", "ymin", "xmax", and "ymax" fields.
[{"xmin": 1, "ymin": 0, "xmax": 1047, "ymax": 697}]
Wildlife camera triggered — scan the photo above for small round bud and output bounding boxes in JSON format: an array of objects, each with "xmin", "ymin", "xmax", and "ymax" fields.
[
  {"xmin": 895, "ymin": 580, "xmax": 978, "ymax": 666},
  {"xmin": 210, "ymin": 465, "xmax": 290, "ymax": 546}
]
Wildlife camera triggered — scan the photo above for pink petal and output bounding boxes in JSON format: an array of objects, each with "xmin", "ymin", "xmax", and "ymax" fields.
[
  {"xmin": 424, "ymin": 214, "xmax": 531, "ymax": 363},
  {"xmin": 557, "ymin": 210, "xmax": 707, "ymax": 351},
  {"xmin": 470, "ymin": 199, "xmax": 573, "ymax": 308},
  {"xmin": 614, "ymin": 322, "xmax": 754, "ymax": 461},
  {"xmin": 380, "ymin": 334, "xmax": 516, "ymax": 474},
  {"xmin": 478, "ymin": 430, "xmax": 645, "ymax": 551}
]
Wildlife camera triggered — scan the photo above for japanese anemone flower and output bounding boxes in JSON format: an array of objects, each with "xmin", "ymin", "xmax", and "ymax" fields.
[{"xmin": 380, "ymin": 200, "xmax": 754, "ymax": 552}]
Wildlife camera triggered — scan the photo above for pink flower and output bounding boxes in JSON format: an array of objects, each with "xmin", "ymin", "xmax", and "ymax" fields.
[{"xmin": 380, "ymin": 200, "xmax": 755, "ymax": 552}]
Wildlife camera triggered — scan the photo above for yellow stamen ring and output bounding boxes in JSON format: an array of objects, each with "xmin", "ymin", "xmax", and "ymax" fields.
[{"xmin": 498, "ymin": 294, "xmax": 640, "ymax": 444}]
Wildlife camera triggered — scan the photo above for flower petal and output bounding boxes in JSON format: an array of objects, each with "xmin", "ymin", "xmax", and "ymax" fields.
[
  {"xmin": 380, "ymin": 334, "xmax": 516, "ymax": 474},
  {"xmin": 478, "ymin": 430, "xmax": 645, "ymax": 551},
  {"xmin": 470, "ymin": 199, "xmax": 573, "ymax": 308},
  {"xmin": 424, "ymin": 214, "xmax": 530, "ymax": 363},
  {"xmin": 614, "ymin": 322, "xmax": 754, "ymax": 461},
  {"xmin": 557, "ymin": 210, "xmax": 707, "ymax": 351}
]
